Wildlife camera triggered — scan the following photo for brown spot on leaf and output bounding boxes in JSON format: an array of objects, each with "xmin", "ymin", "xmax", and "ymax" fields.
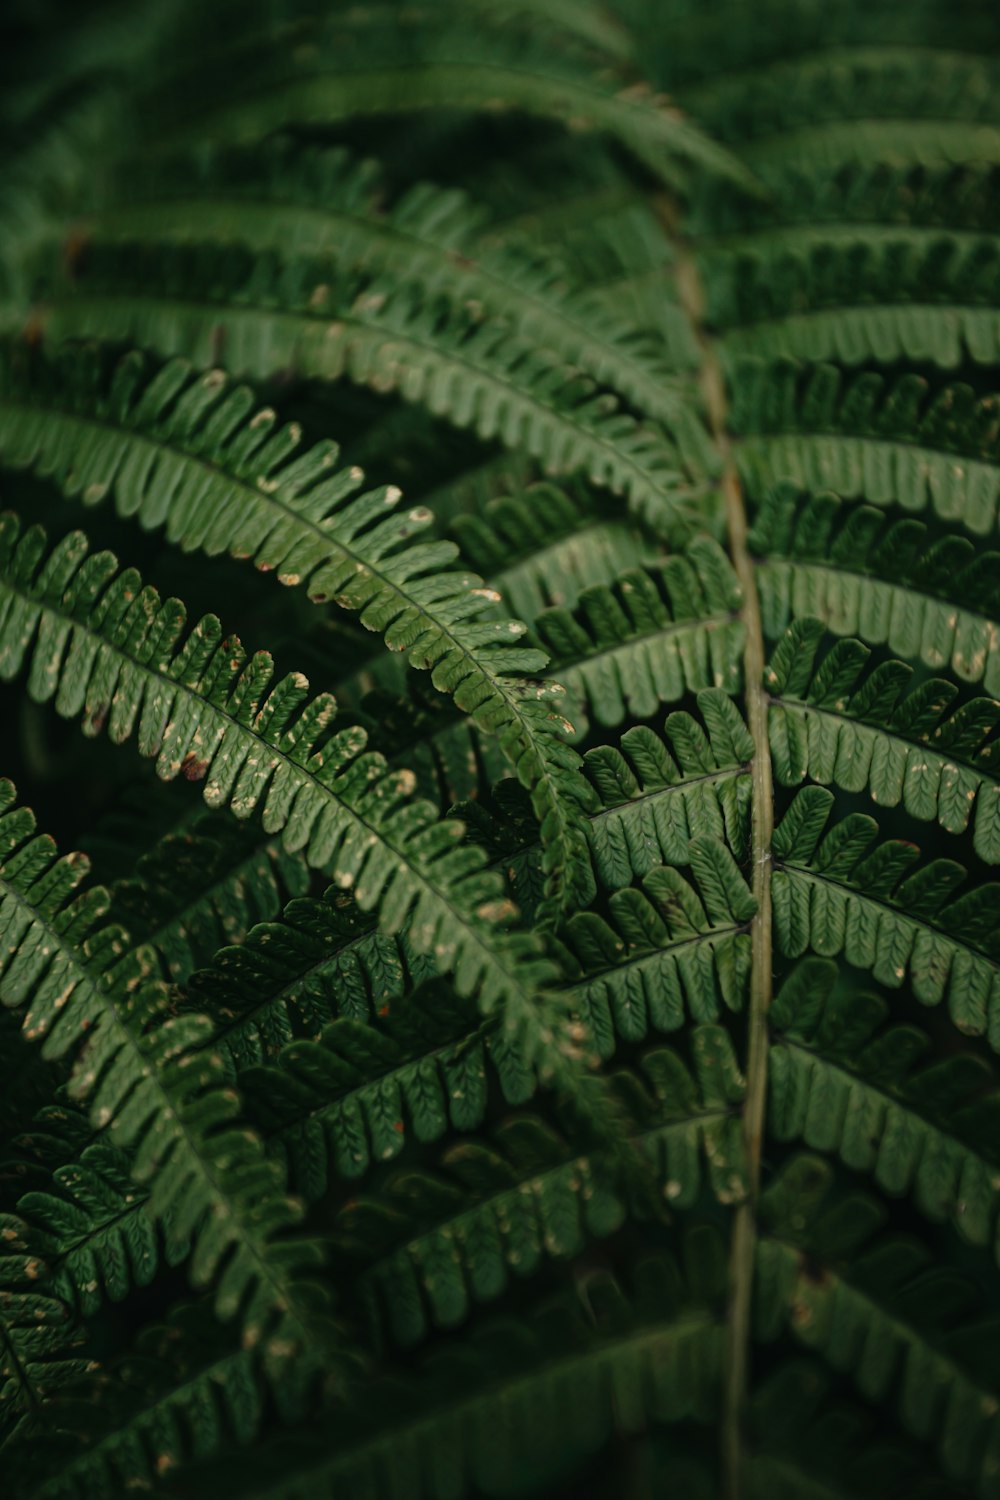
[{"xmin": 181, "ymin": 752, "xmax": 210, "ymax": 782}]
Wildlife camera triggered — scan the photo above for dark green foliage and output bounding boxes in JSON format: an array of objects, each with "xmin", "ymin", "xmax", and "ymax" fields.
[
  {"xmin": 730, "ymin": 357, "xmax": 1000, "ymax": 534},
  {"xmin": 2, "ymin": 3, "xmax": 1000, "ymax": 1498},
  {"xmin": 767, "ymin": 619, "xmax": 1000, "ymax": 861}
]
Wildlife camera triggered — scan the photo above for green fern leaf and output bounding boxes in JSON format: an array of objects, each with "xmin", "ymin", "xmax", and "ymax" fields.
[
  {"xmin": 746, "ymin": 1360, "xmax": 971, "ymax": 1500},
  {"xmin": 135, "ymin": 1255, "xmax": 725, "ymax": 1500},
  {"xmin": 11, "ymin": 1103, "xmax": 172, "ymax": 1316},
  {"xmin": 241, "ymin": 999, "xmax": 501, "ymax": 1196},
  {"xmin": 767, "ymin": 619, "xmax": 1000, "ymax": 861},
  {"xmin": 450, "ymin": 482, "xmax": 649, "ymax": 620},
  {"xmin": 681, "ymin": 47, "xmax": 1000, "ymax": 170},
  {"xmin": 0, "ymin": 344, "xmax": 602, "ymax": 923},
  {"xmin": 0, "ymin": 780, "xmax": 339, "ymax": 1395},
  {"xmin": 769, "ymin": 961, "xmax": 1000, "ymax": 1260},
  {"xmin": 0, "ymin": 1213, "xmax": 91, "ymax": 1447},
  {"xmin": 557, "ymin": 847, "xmax": 755, "ymax": 1057},
  {"xmin": 713, "ymin": 228, "xmax": 1000, "ymax": 368},
  {"xmin": 730, "ymin": 357, "xmax": 1000, "ymax": 536},
  {"xmin": 758, "ymin": 1157, "xmax": 1000, "ymax": 1495},
  {"xmin": 184, "ymin": 888, "xmax": 436, "ymax": 1067},
  {"xmin": 580, "ymin": 688, "xmax": 754, "ymax": 886},
  {"xmin": 39, "ymin": 252, "xmax": 711, "ymax": 541},
  {"xmin": 752, "ymin": 486, "xmax": 1000, "ymax": 693},
  {"xmin": 87, "ymin": 137, "xmax": 693, "ymax": 429},
  {"xmin": 138, "ymin": 18, "xmax": 752, "ymax": 193},
  {"xmin": 342, "ymin": 1035, "xmax": 745, "ymax": 1346},
  {"xmin": 534, "ymin": 540, "xmax": 745, "ymax": 734},
  {"xmin": 107, "ymin": 812, "xmax": 308, "ymax": 981},
  {"xmin": 23, "ymin": 1309, "xmax": 262, "ymax": 1500},
  {"xmin": 772, "ymin": 787, "xmax": 1000, "ymax": 1046},
  {"xmin": 7, "ymin": 6, "xmax": 1000, "ymax": 1496},
  {"xmin": 454, "ymin": 688, "xmax": 753, "ymax": 913},
  {"xmin": 687, "ymin": 154, "xmax": 1000, "ymax": 242},
  {"xmin": 0, "ymin": 517, "xmax": 568, "ymax": 1063}
]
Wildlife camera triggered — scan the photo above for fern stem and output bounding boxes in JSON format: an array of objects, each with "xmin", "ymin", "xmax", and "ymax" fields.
[{"xmin": 672, "ymin": 223, "xmax": 774, "ymax": 1500}]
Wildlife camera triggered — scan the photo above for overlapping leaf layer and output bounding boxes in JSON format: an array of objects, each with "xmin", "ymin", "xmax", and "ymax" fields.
[{"xmin": 2, "ymin": 3, "xmax": 999, "ymax": 1499}]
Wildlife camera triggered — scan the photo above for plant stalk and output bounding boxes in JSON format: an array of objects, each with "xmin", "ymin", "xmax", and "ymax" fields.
[{"xmin": 670, "ymin": 219, "xmax": 775, "ymax": 1500}]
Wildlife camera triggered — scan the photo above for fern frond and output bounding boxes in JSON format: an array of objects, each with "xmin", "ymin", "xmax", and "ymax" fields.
[
  {"xmin": 238, "ymin": 846, "xmax": 753, "ymax": 1199},
  {"xmin": 139, "ymin": 18, "xmax": 752, "ymax": 193},
  {"xmin": 711, "ymin": 229, "xmax": 1000, "ymax": 368},
  {"xmin": 0, "ymin": 516, "xmax": 569, "ymax": 1060},
  {"xmin": 336, "ymin": 539, "xmax": 747, "ymax": 827},
  {"xmin": 0, "ymin": 780, "xmax": 340, "ymax": 1395},
  {"xmin": 752, "ymin": 487, "xmax": 1000, "ymax": 694},
  {"xmin": 185, "ymin": 887, "xmax": 440, "ymax": 1068},
  {"xmin": 772, "ymin": 786, "xmax": 1000, "ymax": 1046},
  {"xmin": 241, "ymin": 994, "xmax": 505, "ymax": 1196},
  {"xmin": 767, "ymin": 620, "xmax": 1000, "ymax": 861},
  {"xmin": 0, "ymin": 1212, "xmax": 90, "ymax": 1447},
  {"xmin": 534, "ymin": 539, "xmax": 745, "ymax": 734},
  {"xmin": 479, "ymin": 144, "xmax": 697, "ymax": 358},
  {"xmin": 342, "ymin": 1034, "xmax": 746, "ymax": 1347},
  {"xmin": 9, "ymin": 1102, "xmax": 173, "ymax": 1317},
  {"xmin": 690, "ymin": 157, "xmax": 1000, "ymax": 241},
  {"xmin": 8, "ymin": 5, "xmax": 1000, "ymax": 1494},
  {"xmin": 0, "ymin": 78, "xmax": 119, "ymax": 310},
  {"xmin": 557, "ymin": 846, "xmax": 756, "ymax": 1058},
  {"xmin": 417, "ymin": 444, "xmax": 538, "ymax": 528},
  {"xmin": 746, "ymin": 1360, "xmax": 970, "ymax": 1500},
  {"xmin": 23, "ymin": 1308, "xmax": 262, "ymax": 1500},
  {"xmin": 107, "ymin": 813, "xmax": 309, "ymax": 981},
  {"xmin": 640, "ymin": 4, "xmax": 1000, "ymax": 89},
  {"xmin": 730, "ymin": 357, "xmax": 1000, "ymax": 536},
  {"xmin": 443, "ymin": 0, "xmax": 635, "ymax": 62},
  {"xmin": 758, "ymin": 1157, "xmax": 1000, "ymax": 1496},
  {"xmin": 769, "ymin": 959, "xmax": 1000, "ymax": 1259},
  {"xmin": 239, "ymin": 851, "xmax": 754, "ymax": 1200},
  {"xmin": 582, "ymin": 689, "xmax": 754, "ymax": 885},
  {"xmin": 472, "ymin": 688, "xmax": 754, "ymax": 904},
  {"xmin": 683, "ymin": 46, "xmax": 1000, "ymax": 173},
  {"xmin": 450, "ymin": 483, "xmax": 648, "ymax": 620},
  {"xmin": 0, "ymin": 777, "xmax": 120, "ymax": 1055},
  {"xmin": 237, "ymin": 948, "xmax": 658, "ymax": 1203},
  {"xmin": 146, "ymin": 1254, "xmax": 725, "ymax": 1500},
  {"xmin": 0, "ymin": 342, "xmax": 604, "ymax": 923},
  {"xmin": 40, "ymin": 254, "xmax": 710, "ymax": 541},
  {"xmin": 88, "ymin": 137, "xmax": 693, "ymax": 428}
]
